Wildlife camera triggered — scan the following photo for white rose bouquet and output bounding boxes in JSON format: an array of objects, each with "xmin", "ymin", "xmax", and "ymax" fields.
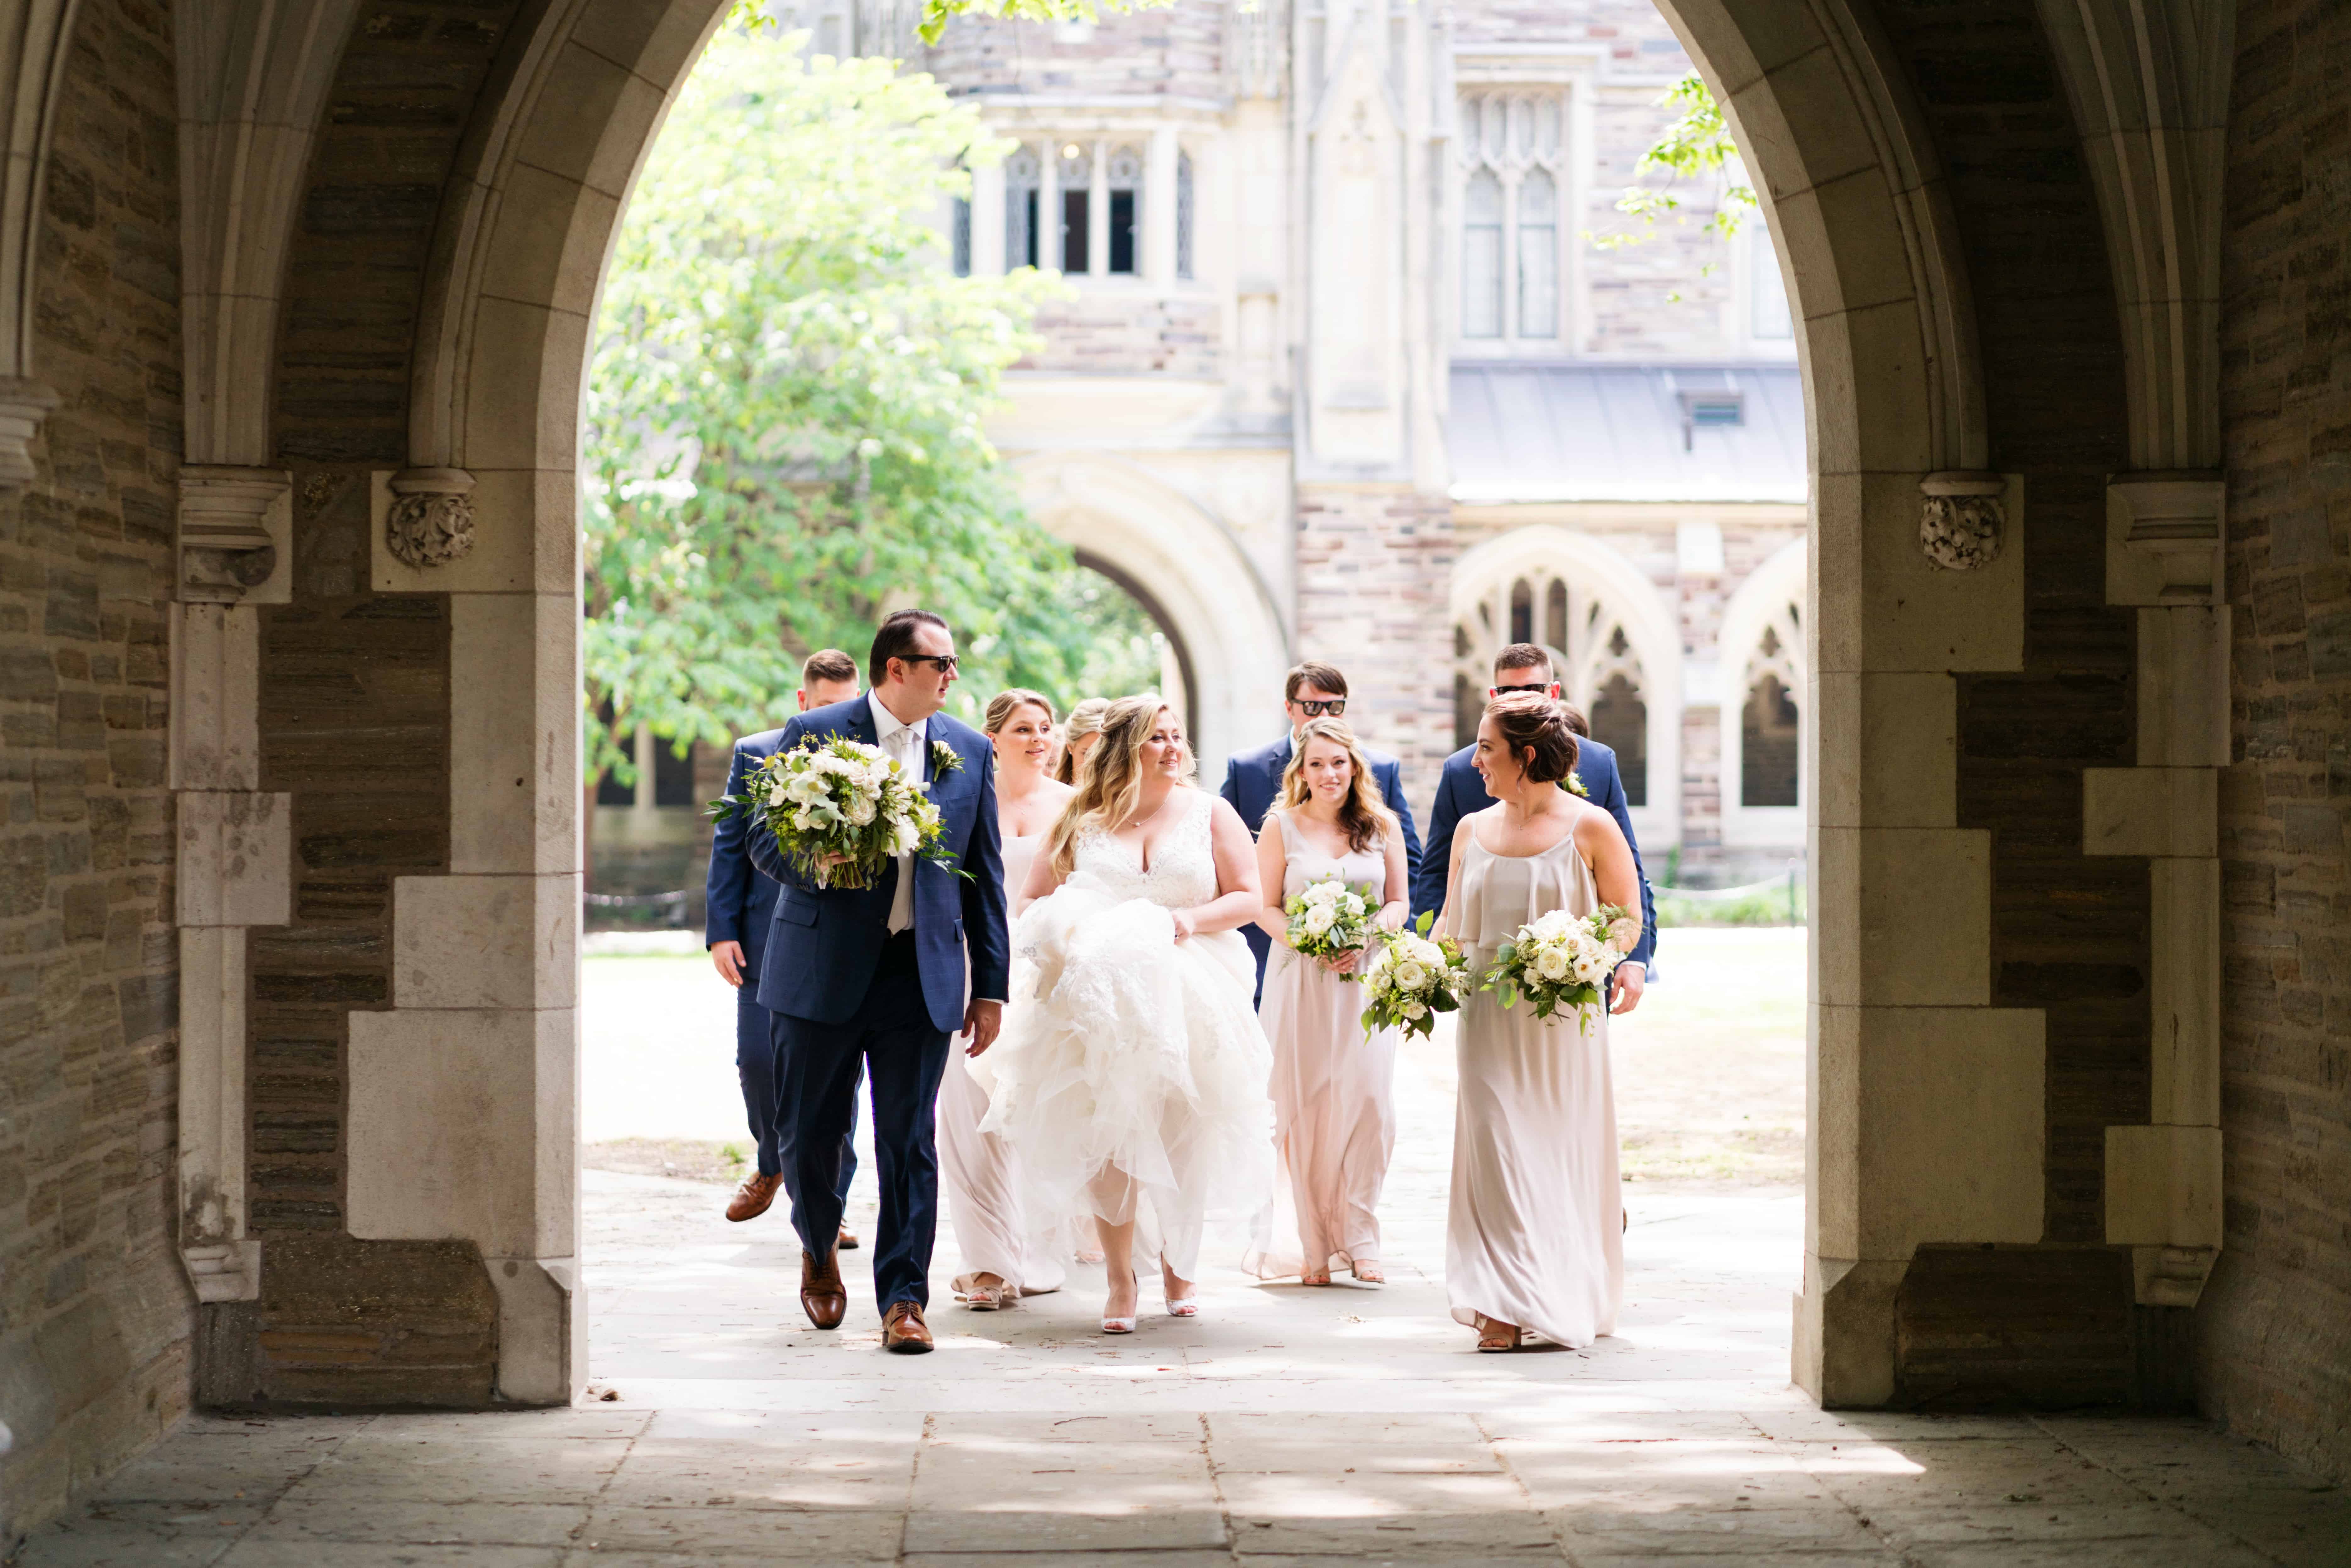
[
  {"xmin": 1483, "ymin": 903, "xmax": 1637, "ymax": 1027},
  {"xmin": 706, "ymin": 735, "xmax": 954, "ymax": 890},
  {"xmin": 1359, "ymin": 912, "xmax": 1475, "ymax": 1040},
  {"xmin": 1283, "ymin": 878, "xmax": 1376, "ymax": 976}
]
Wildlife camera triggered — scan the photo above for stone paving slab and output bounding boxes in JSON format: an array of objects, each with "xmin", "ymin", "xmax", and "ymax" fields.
[{"xmin": 18, "ymin": 1036, "xmax": 2346, "ymax": 1566}]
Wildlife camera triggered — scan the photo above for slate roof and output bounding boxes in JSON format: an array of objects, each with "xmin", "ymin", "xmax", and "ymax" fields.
[{"xmin": 1446, "ymin": 362, "xmax": 1807, "ymax": 504}]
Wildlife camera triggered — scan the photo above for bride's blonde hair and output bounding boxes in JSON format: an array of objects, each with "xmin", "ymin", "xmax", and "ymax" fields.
[{"xmin": 1044, "ymin": 693, "xmax": 1191, "ymax": 876}]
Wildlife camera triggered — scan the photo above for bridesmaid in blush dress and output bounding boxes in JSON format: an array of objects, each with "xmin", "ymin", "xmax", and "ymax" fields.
[
  {"xmin": 938, "ymin": 690, "xmax": 1074, "ymax": 1310},
  {"xmin": 1247, "ymin": 718, "xmax": 1409, "ymax": 1285},
  {"xmin": 1435, "ymin": 691, "xmax": 1643, "ymax": 1351}
]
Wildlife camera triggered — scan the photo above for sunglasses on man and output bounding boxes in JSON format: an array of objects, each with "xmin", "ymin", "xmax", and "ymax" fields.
[
  {"xmin": 1488, "ymin": 678, "xmax": 1561, "ymax": 697},
  {"xmin": 898, "ymin": 653, "xmax": 960, "ymax": 673},
  {"xmin": 1294, "ymin": 698, "xmax": 1347, "ymax": 717}
]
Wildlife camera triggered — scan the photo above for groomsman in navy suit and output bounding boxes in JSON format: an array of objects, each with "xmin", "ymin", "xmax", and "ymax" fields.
[
  {"xmin": 705, "ymin": 648, "xmax": 865, "ymax": 1243},
  {"xmin": 1415, "ymin": 641, "xmax": 1658, "ymax": 1011},
  {"xmin": 1220, "ymin": 660, "xmax": 1423, "ymax": 1005},
  {"xmin": 744, "ymin": 610, "xmax": 1008, "ymax": 1352}
]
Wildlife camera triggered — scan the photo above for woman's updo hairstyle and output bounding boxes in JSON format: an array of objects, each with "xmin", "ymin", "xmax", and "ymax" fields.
[
  {"xmin": 1485, "ymin": 689, "xmax": 1579, "ymax": 785},
  {"xmin": 984, "ymin": 688, "xmax": 1054, "ymax": 735}
]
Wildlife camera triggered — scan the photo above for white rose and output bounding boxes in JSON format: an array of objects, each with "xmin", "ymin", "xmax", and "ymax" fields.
[
  {"xmin": 891, "ymin": 819, "xmax": 920, "ymax": 854},
  {"xmin": 766, "ymin": 782, "xmax": 788, "ymax": 806},
  {"xmin": 845, "ymin": 795, "xmax": 876, "ymax": 826},
  {"xmin": 1403, "ymin": 1000, "xmax": 1427, "ymax": 1020},
  {"xmin": 1393, "ymin": 960, "xmax": 1428, "ymax": 992},
  {"xmin": 1301, "ymin": 905, "xmax": 1335, "ymax": 936},
  {"xmin": 1304, "ymin": 881, "xmax": 1343, "ymax": 907},
  {"xmin": 1341, "ymin": 893, "xmax": 1365, "ymax": 916},
  {"xmin": 1534, "ymin": 947, "xmax": 1572, "ymax": 982}
]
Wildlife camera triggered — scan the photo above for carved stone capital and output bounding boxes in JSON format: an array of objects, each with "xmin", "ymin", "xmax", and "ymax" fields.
[
  {"xmin": 386, "ymin": 466, "xmax": 478, "ymax": 569},
  {"xmin": 179, "ymin": 465, "xmax": 291, "ymax": 604},
  {"xmin": 0, "ymin": 377, "xmax": 59, "ymax": 491},
  {"xmin": 1918, "ymin": 471, "xmax": 2007, "ymax": 571}
]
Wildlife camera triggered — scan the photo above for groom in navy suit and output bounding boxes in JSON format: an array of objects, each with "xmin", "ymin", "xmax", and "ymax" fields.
[
  {"xmin": 744, "ymin": 610, "xmax": 1009, "ymax": 1352},
  {"xmin": 1414, "ymin": 641, "xmax": 1657, "ymax": 1011},
  {"xmin": 1220, "ymin": 660, "xmax": 1423, "ymax": 1005}
]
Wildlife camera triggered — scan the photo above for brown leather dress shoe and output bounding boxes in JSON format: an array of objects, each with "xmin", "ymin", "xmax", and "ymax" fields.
[
  {"xmin": 881, "ymin": 1301, "xmax": 933, "ymax": 1353},
  {"xmin": 837, "ymin": 1223, "xmax": 860, "ymax": 1251},
  {"xmin": 725, "ymin": 1171, "xmax": 781, "ymax": 1223},
  {"xmin": 800, "ymin": 1248, "xmax": 847, "ymax": 1330}
]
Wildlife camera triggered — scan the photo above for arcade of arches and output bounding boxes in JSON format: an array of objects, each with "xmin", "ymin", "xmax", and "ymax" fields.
[{"xmin": 1, "ymin": 0, "xmax": 2348, "ymax": 1543}]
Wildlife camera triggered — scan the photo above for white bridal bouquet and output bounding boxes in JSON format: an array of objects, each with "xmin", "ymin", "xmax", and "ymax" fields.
[
  {"xmin": 707, "ymin": 735, "xmax": 953, "ymax": 890},
  {"xmin": 1483, "ymin": 904, "xmax": 1637, "ymax": 1027},
  {"xmin": 1284, "ymin": 878, "xmax": 1376, "ymax": 976},
  {"xmin": 1360, "ymin": 912, "xmax": 1476, "ymax": 1040}
]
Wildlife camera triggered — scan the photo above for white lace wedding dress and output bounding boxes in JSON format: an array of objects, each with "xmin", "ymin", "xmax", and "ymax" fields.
[{"xmin": 976, "ymin": 789, "xmax": 1275, "ymax": 1281}]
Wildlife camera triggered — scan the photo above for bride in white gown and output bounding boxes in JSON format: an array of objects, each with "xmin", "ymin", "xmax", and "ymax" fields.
[{"xmin": 973, "ymin": 694, "xmax": 1275, "ymax": 1333}]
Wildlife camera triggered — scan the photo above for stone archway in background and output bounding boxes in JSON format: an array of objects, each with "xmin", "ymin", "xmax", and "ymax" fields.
[{"xmin": 322, "ymin": 0, "xmax": 2051, "ymax": 1409}]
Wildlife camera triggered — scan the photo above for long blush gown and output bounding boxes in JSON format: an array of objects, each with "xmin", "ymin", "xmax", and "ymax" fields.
[
  {"xmin": 939, "ymin": 830, "xmax": 1066, "ymax": 1300},
  {"xmin": 1444, "ymin": 822, "xmax": 1623, "ymax": 1346},
  {"xmin": 1246, "ymin": 808, "xmax": 1397, "ymax": 1279},
  {"xmin": 978, "ymin": 789, "xmax": 1275, "ymax": 1282}
]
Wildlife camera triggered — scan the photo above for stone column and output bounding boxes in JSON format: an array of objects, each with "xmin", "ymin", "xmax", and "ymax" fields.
[{"xmin": 2093, "ymin": 475, "xmax": 2227, "ymax": 1307}]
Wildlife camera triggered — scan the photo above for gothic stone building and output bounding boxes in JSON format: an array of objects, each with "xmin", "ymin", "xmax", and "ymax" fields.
[
  {"xmin": 3, "ymin": 0, "xmax": 2348, "ymax": 1544},
  {"xmin": 777, "ymin": 0, "xmax": 1812, "ymax": 881}
]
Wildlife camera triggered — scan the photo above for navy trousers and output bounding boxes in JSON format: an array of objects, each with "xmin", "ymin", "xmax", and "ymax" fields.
[
  {"xmin": 768, "ymin": 932, "xmax": 950, "ymax": 1310},
  {"xmin": 737, "ymin": 964, "xmax": 858, "ymax": 1197}
]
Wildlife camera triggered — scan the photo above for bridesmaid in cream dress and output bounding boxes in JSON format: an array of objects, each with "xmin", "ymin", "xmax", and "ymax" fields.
[
  {"xmin": 1247, "ymin": 718, "xmax": 1409, "ymax": 1285},
  {"xmin": 1435, "ymin": 691, "xmax": 1643, "ymax": 1351},
  {"xmin": 939, "ymin": 690, "xmax": 1073, "ymax": 1310}
]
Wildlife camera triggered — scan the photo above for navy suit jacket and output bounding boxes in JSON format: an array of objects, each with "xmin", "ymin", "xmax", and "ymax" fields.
[
  {"xmin": 740, "ymin": 694, "xmax": 1010, "ymax": 1035},
  {"xmin": 705, "ymin": 726, "xmax": 791, "ymax": 978},
  {"xmin": 1412, "ymin": 737, "xmax": 1658, "ymax": 975},
  {"xmin": 1220, "ymin": 734, "xmax": 1423, "ymax": 992}
]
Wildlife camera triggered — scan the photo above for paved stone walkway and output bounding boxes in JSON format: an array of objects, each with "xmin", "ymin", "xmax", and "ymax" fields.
[{"xmin": 19, "ymin": 1033, "xmax": 2348, "ymax": 1565}]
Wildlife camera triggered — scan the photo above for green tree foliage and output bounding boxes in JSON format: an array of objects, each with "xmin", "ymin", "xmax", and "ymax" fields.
[
  {"xmin": 585, "ymin": 21, "xmax": 1165, "ymax": 784},
  {"xmin": 1594, "ymin": 72, "xmax": 1757, "ymax": 251}
]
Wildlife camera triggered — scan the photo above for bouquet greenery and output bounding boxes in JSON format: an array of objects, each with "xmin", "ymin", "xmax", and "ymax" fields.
[
  {"xmin": 708, "ymin": 735, "xmax": 953, "ymax": 890},
  {"xmin": 1360, "ymin": 912, "xmax": 1476, "ymax": 1040},
  {"xmin": 1484, "ymin": 904, "xmax": 1637, "ymax": 1026},
  {"xmin": 1284, "ymin": 878, "xmax": 1376, "ymax": 977}
]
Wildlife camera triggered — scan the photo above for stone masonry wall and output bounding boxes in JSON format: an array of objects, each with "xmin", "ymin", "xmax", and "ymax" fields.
[
  {"xmin": 1019, "ymin": 296, "xmax": 1220, "ymax": 378},
  {"xmin": 0, "ymin": 0, "xmax": 192, "ymax": 1539},
  {"xmin": 921, "ymin": 0, "xmax": 1223, "ymax": 98},
  {"xmin": 2208, "ymin": 0, "xmax": 2351, "ymax": 1483},
  {"xmin": 1293, "ymin": 486, "xmax": 1455, "ymax": 807},
  {"xmin": 201, "ymin": 0, "xmax": 534, "ymax": 1410},
  {"xmin": 1875, "ymin": 0, "xmax": 2152, "ymax": 1406}
]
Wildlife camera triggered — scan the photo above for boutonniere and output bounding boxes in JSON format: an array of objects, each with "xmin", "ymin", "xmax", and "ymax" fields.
[
  {"xmin": 1564, "ymin": 772, "xmax": 1590, "ymax": 799},
  {"xmin": 930, "ymin": 739, "xmax": 964, "ymax": 778}
]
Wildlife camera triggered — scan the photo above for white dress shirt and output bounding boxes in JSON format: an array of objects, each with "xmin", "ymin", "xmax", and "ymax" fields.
[{"xmin": 870, "ymin": 697, "xmax": 927, "ymax": 934}]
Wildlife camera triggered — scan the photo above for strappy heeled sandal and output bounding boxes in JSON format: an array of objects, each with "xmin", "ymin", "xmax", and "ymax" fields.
[
  {"xmin": 1300, "ymin": 1268, "xmax": 1332, "ymax": 1286},
  {"xmin": 1476, "ymin": 1316, "xmax": 1522, "ymax": 1353},
  {"xmin": 1352, "ymin": 1261, "xmax": 1385, "ymax": 1284},
  {"xmin": 965, "ymin": 1276, "xmax": 1010, "ymax": 1311},
  {"xmin": 1103, "ymin": 1272, "xmax": 1138, "ymax": 1334}
]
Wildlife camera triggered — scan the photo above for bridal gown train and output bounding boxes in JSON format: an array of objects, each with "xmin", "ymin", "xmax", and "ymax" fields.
[
  {"xmin": 1445, "ymin": 824, "xmax": 1624, "ymax": 1347},
  {"xmin": 977, "ymin": 790, "xmax": 1274, "ymax": 1282},
  {"xmin": 938, "ymin": 830, "xmax": 1066, "ymax": 1300}
]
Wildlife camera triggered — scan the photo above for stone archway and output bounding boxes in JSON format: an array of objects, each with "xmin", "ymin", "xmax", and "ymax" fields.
[
  {"xmin": 1017, "ymin": 452, "xmax": 1291, "ymax": 788},
  {"xmin": 321, "ymin": 0, "xmax": 2046, "ymax": 1410}
]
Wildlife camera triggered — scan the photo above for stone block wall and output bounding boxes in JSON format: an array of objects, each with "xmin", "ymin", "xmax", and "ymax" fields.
[
  {"xmin": 2209, "ymin": 0, "xmax": 2351, "ymax": 1484},
  {"xmin": 0, "ymin": 0, "xmax": 192, "ymax": 1537},
  {"xmin": 1021, "ymin": 296, "xmax": 1220, "ymax": 379},
  {"xmin": 921, "ymin": 0, "xmax": 1223, "ymax": 97},
  {"xmin": 189, "ymin": 0, "xmax": 537, "ymax": 1410},
  {"xmin": 1293, "ymin": 486, "xmax": 1455, "ymax": 805},
  {"xmin": 1876, "ymin": 0, "xmax": 2153, "ymax": 1406}
]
